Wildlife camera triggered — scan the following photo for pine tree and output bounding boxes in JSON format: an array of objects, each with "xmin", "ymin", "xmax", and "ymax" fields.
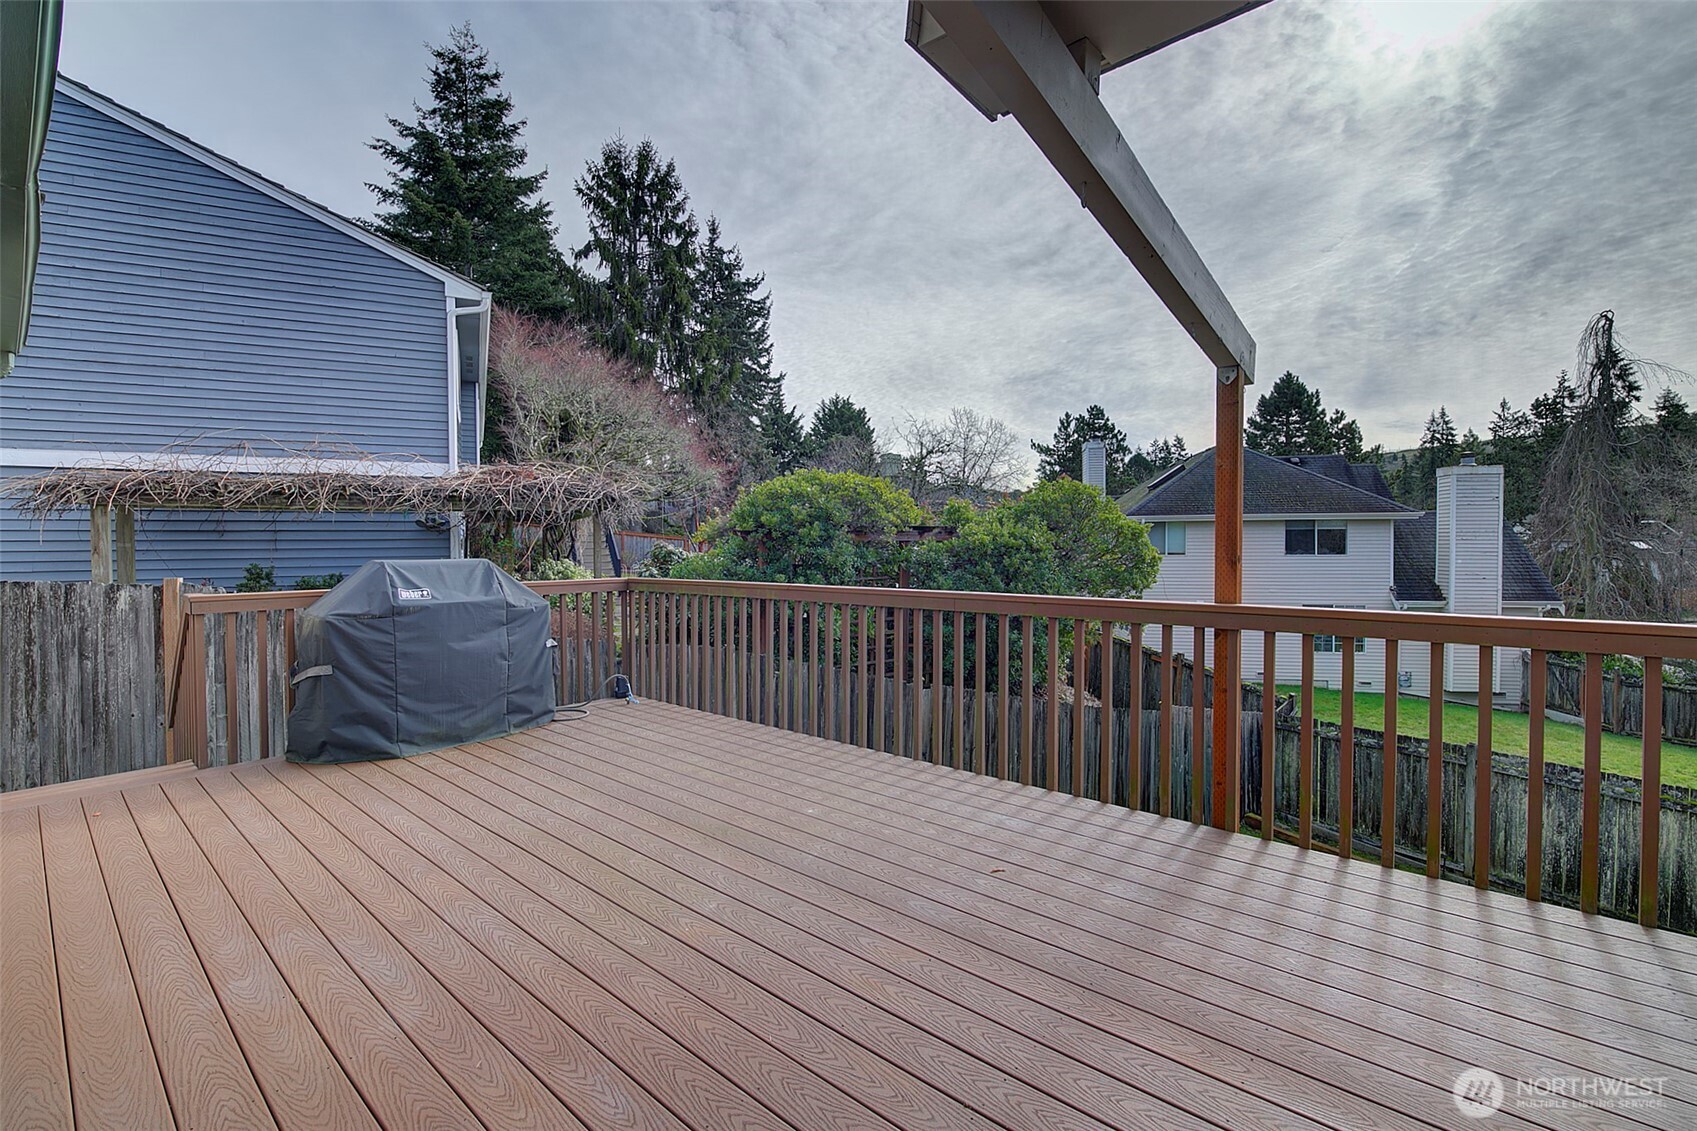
[
  {"xmin": 1489, "ymin": 398, "xmax": 1540, "ymax": 523},
  {"xmin": 690, "ymin": 216, "xmax": 775, "ymax": 415},
  {"xmin": 755, "ymin": 386, "xmax": 807, "ymax": 476},
  {"xmin": 1654, "ymin": 388, "xmax": 1696, "ymax": 441},
  {"xmin": 1393, "ymin": 407, "xmax": 1461, "ymax": 508},
  {"xmin": 806, "ymin": 395, "xmax": 878, "ymax": 473},
  {"xmin": 1030, "ymin": 405, "xmax": 1146, "ymax": 496},
  {"xmin": 1146, "ymin": 435, "xmax": 1190, "ymax": 473},
  {"xmin": 569, "ymin": 138, "xmax": 698, "ymax": 386},
  {"xmin": 368, "ymin": 24, "xmax": 564, "ymax": 314}
]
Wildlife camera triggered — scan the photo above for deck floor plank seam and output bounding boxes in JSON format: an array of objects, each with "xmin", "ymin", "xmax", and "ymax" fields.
[
  {"xmin": 159, "ymin": 776, "xmax": 483, "ymax": 1131},
  {"xmin": 198, "ymin": 770, "xmax": 589, "ymax": 1131},
  {"xmin": 81, "ymin": 791, "xmax": 278, "ymax": 1131},
  {"xmin": 0, "ymin": 808, "xmax": 75, "ymax": 1130},
  {"xmin": 248, "ymin": 760, "xmax": 863, "ymax": 1131},
  {"xmin": 630, "ymin": 704, "xmax": 1697, "ymax": 982},
  {"xmin": 36, "ymin": 799, "xmax": 174, "ymax": 1130},
  {"xmin": 346, "ymin": 755, "xmax": 1032, "ymax": 1131},
  {"xmin": 451, "ymin": 736, "xmax": 1324, "ymax": 1131},
  {"xmin": 607, "ymin": 709, "xmax": 1697, "ymax": 1036},
  {"xmin": 306, "ymin": 758, "xmax": 996, "ymax": 1131},
  {"xmin": 121, "ymin": 786, "xmax": 381, "ymax": 1131},
  {"xmin": 513, "ymin": 718, "xmax": 1695, "ymax": 1129},
  {"xmin": 409, "ymin": 746, "xmax": 1136, "ymax": 1131}
]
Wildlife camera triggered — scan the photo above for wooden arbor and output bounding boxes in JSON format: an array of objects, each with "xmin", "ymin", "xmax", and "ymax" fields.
[{"xmin": 908, "ymin": 0, "xmax": 1264, "ymax": 829}]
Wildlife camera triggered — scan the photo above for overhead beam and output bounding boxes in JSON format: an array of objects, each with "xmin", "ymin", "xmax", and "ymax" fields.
[{"xmin": 919, "ymin": 1, "xmax": 1255, "ymax": 380}]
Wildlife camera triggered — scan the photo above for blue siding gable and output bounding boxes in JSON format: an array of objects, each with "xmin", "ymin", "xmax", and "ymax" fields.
[{"xmin": 0, "ymin": 90, "xmax": 453, "ymax": 461}]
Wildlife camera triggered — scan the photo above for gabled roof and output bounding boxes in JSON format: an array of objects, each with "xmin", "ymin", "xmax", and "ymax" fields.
[
  {"xmin": 54, "ymin": 75, "xmax": 488, "ymax": 302},
  {"xmin": 1392, "ymin": 514, "xmax": 1563, "ymax": 606},
  {"xmin": 1120, "ymin": 448, "xmax": 1418, "ymax": 518}
]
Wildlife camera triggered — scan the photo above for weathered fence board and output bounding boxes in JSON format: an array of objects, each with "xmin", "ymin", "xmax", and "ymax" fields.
[
  {"xmin": 1530, "ymin": 653, "xmax": 1697, "ymax": 747},
  {"xmin": 1, "ymin": 581, "xmax": 164, "ymax": 790}
]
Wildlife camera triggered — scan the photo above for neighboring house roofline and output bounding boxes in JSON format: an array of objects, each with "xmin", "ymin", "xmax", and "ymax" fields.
[
  {"xmin": 1135, "ymin": 511, "xmax": 1420, "ymax": 523},
  {"xmin": 55, "ymin": 75, "xmax": 489, "ymax": 303},
  {"xmin": 1120, "ymin": 447, "xmax": 1420, "ymax": 518}
]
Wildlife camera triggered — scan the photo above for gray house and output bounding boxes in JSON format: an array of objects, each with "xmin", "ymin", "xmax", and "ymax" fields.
[{"xmin": 0, "ymin": 77, "xmax": 490, "ymax": 586}]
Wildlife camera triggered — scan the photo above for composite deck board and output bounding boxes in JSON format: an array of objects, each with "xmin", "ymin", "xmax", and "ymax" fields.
[
  {"xmin": 2, "ymin": 702, "xmax": 1693, "ymax": 1130},
  {"xmin": 618, "ymin": 711, "xmax": 1695, "ymax": 1046}
]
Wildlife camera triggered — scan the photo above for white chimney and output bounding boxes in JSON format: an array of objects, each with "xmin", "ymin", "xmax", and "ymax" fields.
[
  {"xmin": 1435, "ymin": 460, "xmax": 1504, "ymax": 693},
  {"xmin": 1082, "ymin": 440, "xmax": 1107, "ymax": 492}
]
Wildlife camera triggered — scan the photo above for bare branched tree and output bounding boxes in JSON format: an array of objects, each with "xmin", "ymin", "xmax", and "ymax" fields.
[
  {"xmin": 1529, "ymin": 311, "xmax": 1692, "ymax": 619},
  {"xmin": 896, "ymin": 408, "xmax": 1023, "ymax": 507}
]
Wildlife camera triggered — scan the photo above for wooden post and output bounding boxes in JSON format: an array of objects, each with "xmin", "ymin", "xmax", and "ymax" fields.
[
  {"xmin": 161, "ymin": 578, "xmax": 184, "ymax": 762},
  {"xmin": 90, "ymin": 504, "xmax": 113, "ymax": 583},
  {"xmin": 115, "ymin": 508, "xmax": 137, "ymax": 584},
  {"xmin": 1211, "ymin": 364, "xmax": 1245, "ymax": 831}
]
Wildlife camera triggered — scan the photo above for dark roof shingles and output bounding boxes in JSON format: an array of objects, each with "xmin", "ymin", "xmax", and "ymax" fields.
[{"xmin": 1123, "ymin": 449, "xmax": 1415, "ymax": 518}]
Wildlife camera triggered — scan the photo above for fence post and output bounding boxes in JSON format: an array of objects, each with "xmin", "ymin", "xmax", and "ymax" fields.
[{"xmin": 161, "ymin": 578, "xmax": 185, "ymax": 762}]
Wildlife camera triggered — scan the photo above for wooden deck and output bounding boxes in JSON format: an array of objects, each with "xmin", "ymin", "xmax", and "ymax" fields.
[{"xmin": 4, "ymin": 702, "xmax": 1694, "ymax": 1130}]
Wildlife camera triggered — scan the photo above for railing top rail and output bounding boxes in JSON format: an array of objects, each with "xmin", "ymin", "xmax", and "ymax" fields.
[
  {"xmin": 627, "ymin": 578, "xmax": 1697, "ymax": 659},
  {"xmin": 180, "ymin": 577, "xmax": 631, "ymax": 615}
]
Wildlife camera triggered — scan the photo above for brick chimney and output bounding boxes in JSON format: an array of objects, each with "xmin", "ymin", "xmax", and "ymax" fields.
[{"xmin": 1435, "ymin": 457, "xmax": 1504, "ymax": 692}]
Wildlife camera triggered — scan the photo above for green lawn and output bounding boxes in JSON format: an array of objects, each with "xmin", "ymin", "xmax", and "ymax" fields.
[{"xmin": 1277, "ymin": 686, "xmax": 1697, "ymax": 790}]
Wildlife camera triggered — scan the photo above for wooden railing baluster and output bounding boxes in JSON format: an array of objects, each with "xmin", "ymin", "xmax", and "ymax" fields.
[
  {"xmin": 930, "ymin": 610, "xmax": 944, "ymax": 763},
  {"xmin": 1261, "ymin": 630, "xmax": 1275, "ymax": 839},
  {"xmin": 1382, "ymin": 639, "xmax": 1398, "ymax": 866},
  {"xmin": 1299, "ymin": 638, "xmax": 1314, "ymax": 849},
  {"xmin": 874, "ymin": 605, "xmax": 887, "ymax": 754},
  {"xmin": 1046, "ymin": 616, "xmax": 1061, "ymax": 792},
  {"xmin": 1099, "ymin": 620, "xmax": 1115, "ymax": 804},
  {"xmin": 998, "ymin": 613, "xmax": 1011, "ymax": 782},
  {"xmin": 975, "ymin": 612, "xmax": 988, "ymax": 776},
  {"xmin": 1073, "ymin": 621, "xmax": 1087, "ymax": 796},
  {"xmin": 953, "ymin": 610, "xmax": 966, "ymax": 770},
  {"xmin": 1191, "ymin": 626, "xmax": 1207, "ymax": 824},
  {"xmin": 1475, "ymin": 645, "xmax": 1493, "ymax": 889},
  {"xmin": 1427, "ymin": 642, "xmax": 1444, "ymax": 878},
  {"xmin": 1158, "ymin": 625, "xmax": 1174, "ymax": 816},
  {"xmin": 1581, "ymin": 652, "xmax": 1604, "ymax": 914},
  {"xmin": 1641, "ymin": 656, "xmax": 1662, "ymax": 928},
  {"xmin": 1340, "ymin": 640, "xmax": 1355, "ymax": 860},
  {"xmin": 1527, "ymin": 648, "xmax": 1546, "ymax": 902},
  {"xmin": 1020, "ymin": 616, "xmax": 1034, "ymax": 786}
]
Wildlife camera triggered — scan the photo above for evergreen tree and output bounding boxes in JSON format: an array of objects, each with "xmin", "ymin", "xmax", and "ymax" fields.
[
  {"xmin": 1030, "ymin": 405, "xmax": 1145, "ymax": 496},
  {"xmin": 1530, "ymin": 370, "xmax": 1577, "ymax": 458},
  {"xmin": 1654, "ymin": 388, "xmax": 1696, "ymax": 441},
  {"xmin": 755, "ymin": 385, "xmax": 807, "ymax": 476},
  {"xmin": 1488, "ymin": 398, "xmax": 1540, "ymax": 524},
  {"xmin": 569, "ymin": 138, "xmax": 698, "ymax": 386},
  {"xmin": 806, "ymin": 395, "xmax": 878, "ymax": 473},
  {"xmin": 689, "ymin": 216, "xmax": 775, "ymax": 414},
  {"xmin": 368, "ymin": 24, "xmax": 564, "ymax": 315},
  {"xmin": 1245, "ymin": 372, "xmax": 1328, "ymax": 454},
  {"xmin": 1146, "ymin": 435, "xmax": 1190, "ymax": 473},
  {"xmin": 1393, "ymin": 407, "xmax": 1461, "ymax": 508}
]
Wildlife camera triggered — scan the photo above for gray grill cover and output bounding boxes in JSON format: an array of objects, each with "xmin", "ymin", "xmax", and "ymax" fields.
[{"xmin": 285, "ymin": 559, "xmax": 555, "ymax": 764}]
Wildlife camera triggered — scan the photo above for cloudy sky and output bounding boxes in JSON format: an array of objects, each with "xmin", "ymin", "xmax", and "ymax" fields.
[{"xmin": 58, "ymin": 1, "xmax": 1697, "ymax": 466}]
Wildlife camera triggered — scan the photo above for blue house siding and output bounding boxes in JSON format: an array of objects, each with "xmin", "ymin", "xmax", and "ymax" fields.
[
  {"xmin": 1, "ymin": 477, "xmax": 448, "ymax": 586},
  {"xmin": 0, "ymin": 92, "xmax": 453, "ymax": 460}
]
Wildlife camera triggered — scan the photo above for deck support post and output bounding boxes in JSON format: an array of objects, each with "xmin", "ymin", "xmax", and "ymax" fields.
[
  {"xmin": 89, "ymin": 503, "xmax": 112, "ymax": 583},
  {"xmin": 1211, "ymin": 365, "xmax": 1245, "ymax": 831}
]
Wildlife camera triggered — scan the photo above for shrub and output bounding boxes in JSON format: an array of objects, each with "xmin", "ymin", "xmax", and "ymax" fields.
[
  {"xmin": 294, "ymin": 572, "xmax": 346, "ymax": 590},
  {"xmin": 635, "ymin": 542, "xmax": 694, "ymax": 578},
  {"xmin": 530, "ymin": 557, "xmax": 592, "ymax": 583},
  {"xmin": 236, "ymin": 563, "xmax": 276, "ymax": 593},
  {"xmin": 1002, "ymin": 478, "xmax": 1159, "ymax": 598},
  {"xmin": 689, "ymin": 469, "xmax": 926, "ymax": 584}
]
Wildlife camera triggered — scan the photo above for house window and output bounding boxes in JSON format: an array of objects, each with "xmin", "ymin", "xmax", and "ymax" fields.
[
  {"xmin": 1149, "ymin": 521, "xmax": 1186, "ymax": 555},
  {"xmin": 1307, "ymin": 604, "xmax": 1367, "ymax": 653},
  {"xmin": 1285, "ymin": 520, "xmax": 1347, "ymax": 555}
]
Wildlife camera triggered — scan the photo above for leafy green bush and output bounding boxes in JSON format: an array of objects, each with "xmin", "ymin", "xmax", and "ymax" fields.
[
  {"xmin": 530, "ymin": 557, "xmax": 592, "ymax": 583},
  {"xmin": 1001, "ymin": 478, "xmax": 1160, "ymax": 598},
  {"xmin": 294, "ymin": 572, "xmax": 346, "ymax": 590},
  {"xmin": 236, "ymin": 563, "xmax": 276, "ymax": 593},
  {"xmin": 688, "ymin": 470, "xmax": 926, "ymax": 584},
  {"xmin": 635, "ymin": 542, "xmax": 694, "ymax": 578}
]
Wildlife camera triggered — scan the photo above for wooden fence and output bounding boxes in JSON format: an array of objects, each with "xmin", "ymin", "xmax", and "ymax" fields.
[
  {"xmin": 1528, "ymin": 653, "xmax": 1697, "ymax": 747},
  {"xmin": 1, "ymin": 581, "xmax": 165, "ymax": 790}
]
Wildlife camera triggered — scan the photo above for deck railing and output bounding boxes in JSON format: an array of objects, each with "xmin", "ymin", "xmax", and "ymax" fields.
[{"xmin": 164, "ymin": 576, "xmax": 1697, "ymax": 929}]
